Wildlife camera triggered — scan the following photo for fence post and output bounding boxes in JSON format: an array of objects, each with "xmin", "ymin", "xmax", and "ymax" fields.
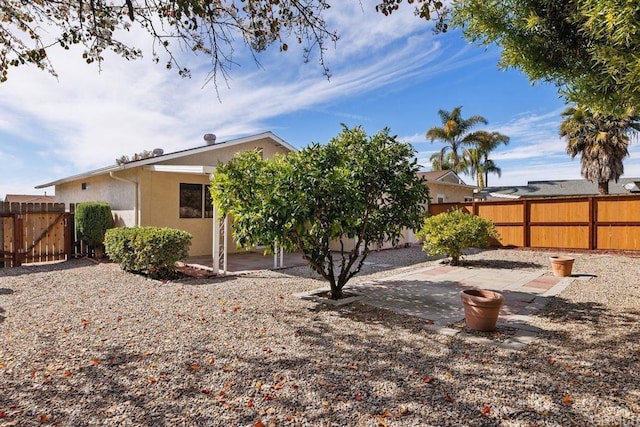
[
  {"xmin": 589, "ymin": 196, "xmax": 596, "ymax": 250},
  {"xmin": 13, "ymin": 214, "xmax": 24, "ymax": 267},
  {"xmin": 523, "ymin": 199, "xmax": 530, "ymax": 248},
  {"xmin": 64, "ymin": 213, "xmax": 72, "ymax": 261}
]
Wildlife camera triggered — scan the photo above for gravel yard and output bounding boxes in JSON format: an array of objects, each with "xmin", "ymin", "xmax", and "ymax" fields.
[{"xmin": 1, "ymin": 247, "xmax": 639, "ymax": 426}]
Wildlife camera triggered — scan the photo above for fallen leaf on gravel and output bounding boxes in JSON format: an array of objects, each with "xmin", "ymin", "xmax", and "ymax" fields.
[
  {"xmin": 422, "ymin": 377, "xmax": 435, "ymax": 383},
  {"xmin": 0, "ymin": 362, "xmax": 4, "ymax": 369},
  {"xmin": 563, "ymin": 395, "xmax": 572, "ymax": 405},
  {"xmin": 40, "ymin": 414, "xmax": 50, "ymax": 422},
  {"xmin": 208, "ymin": 357, "xmax": 215, "ymax": 365},
  {"xmin": 259, "ymin": 328, "xmax": 266, "ymax": 334},
  {"xmin": 255, "ymin": 381, "xmax": 263, "ymax": 390},
  {"xmin": 444, "ymin": 394, "xmax": 453, "ymax": 403},
  {"xmin": 149, "ymin": 377, "xmax": 157, "ymax": 384},
  {"xmin": 355, "ymin": 393, "xmax": 363, "ymax": 401},
  {"xmin": 548, "ymin": 358, "xmax": 556, "ymax": 364},
  {"xmin": 189, "ymin": 363, "xmax": 200, "ymax": 371},
  {"xmin": 380, "ymin": 409, "xmax": 392, "ymax": 417},
  {"xmin": 254, "ymin": 421, "xmax": 264, "ymax": 427},
  {"xmin": 482, "ymin": 405, "xmax": 491, "ymax": 415},
  {"xmin": 0, "ymin": 411, "xmax": 5, "ymax": 418},
  {"xmin": 264, "ymin": 394, "xmax": 273, "ymax": 401},
  {"xmin": 233, "ymin": 305, "xmax": 240, "ymax": 312},
  {"xmin": 201, "ymin": 389, "xmax": 210, "ymax": 394},
  {"xmin": 247, "ymin": 400, "xmax": 254, "ymax": 408},
  {"xmin": 337, "ymin": 396, "xmax": 346, "ymax": 403},
  {"xmin": 81, "ymin": 319, "xmax": 89, "ymax": 327},
  {"xmin": 291, "ymin": 384, "xmax": 299, "ymax": 389},
  {"xmin": 91, "ymin": 358, "xmax": 100, "ymax": 365}
]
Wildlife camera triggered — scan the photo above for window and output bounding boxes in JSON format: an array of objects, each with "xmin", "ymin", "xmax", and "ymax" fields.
[
  {"xmin": 81, "ymin": 182, "xmax": 90, "ymax": 190},
  {"xmin": 436, "ymin": 194, "xmax": 445, "ymax": 204},
  {"xmin": 180, "ymin": 183, "xmax": 213, "ymax": 218}
]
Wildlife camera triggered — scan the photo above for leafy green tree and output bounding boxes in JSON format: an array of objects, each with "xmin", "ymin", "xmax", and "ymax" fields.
[
  {"xmin": 452, "ymin": 0, "xmax": 640, "ymax": 114},
  {"xmin": 426, "ymin": 106, "xmax": 488, "ymax": 172},
  {"xmin": 1, "ymin": 0, "xmax": 447, "ymax": 84},
  {"xmin": 416, "ymin": 208, "xmax": 499, "ymax": 266},
  {"xmin": 211, "ymin": 125, "xmax": 430, "ymax": 299},
  {"xmin": 560, "ymin": 105, "xmax": 640, "ymax": 195}
]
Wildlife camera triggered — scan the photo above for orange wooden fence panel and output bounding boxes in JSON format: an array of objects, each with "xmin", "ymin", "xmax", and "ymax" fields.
[
  {"xmin": 477, "ymin": 203, "xmax": 522, "ymax": 223},
  {"xmin": 428, "ymin": 195, "xmax": 640, "ymax": 252},
  {"xmin": 529, "ymin": 199, "xmax": 590, "ymax": 223},
  {"xmin": 597, "ymin": 225, "xmax": 640, "ymax": 250},
  {"xmin": 597, "ymin": 198, "xmax": 640, "ymax": 222}
]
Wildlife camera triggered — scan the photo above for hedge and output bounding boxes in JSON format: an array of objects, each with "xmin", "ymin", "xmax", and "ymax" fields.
[
  {"xmin": 75, "ymin": 202, "xmax": 114, "ymax": 247},
  {"xmin": 104, "ymin": 226, "xmax": 192, "ymax": 278}
]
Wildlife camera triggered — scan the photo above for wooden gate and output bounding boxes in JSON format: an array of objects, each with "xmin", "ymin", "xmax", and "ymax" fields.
[{"xmin": 0, "ymin": 202, "xmax": 72, "ymax": 267}]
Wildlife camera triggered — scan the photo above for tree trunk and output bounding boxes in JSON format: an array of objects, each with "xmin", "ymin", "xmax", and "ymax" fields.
[
  {"xmin": 598, "ymin": 181, "xmax": 609, "ymax": 195},
  {"xmin": 329, "ymin": 279, "xmax": 343, "ymax": 299}
]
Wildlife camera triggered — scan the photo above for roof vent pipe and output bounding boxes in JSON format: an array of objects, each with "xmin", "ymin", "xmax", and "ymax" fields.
[{"xmin": 204, "ymin": 133, "xmax": 217, "ymax": 145}]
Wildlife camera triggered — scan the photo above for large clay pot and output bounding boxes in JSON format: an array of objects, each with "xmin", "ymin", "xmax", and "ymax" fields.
[
  {"xmin": 460, "ymin": 289, "xmax": 504, "ymax": 332},
  {"xmin": 549, "ymin": 256, "xmax": 575, "ymax": 277}
]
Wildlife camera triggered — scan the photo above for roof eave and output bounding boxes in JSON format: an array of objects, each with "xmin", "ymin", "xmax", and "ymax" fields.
[{"xmin": 35, "ymin": 131, "xmax": 296, "ymax": 189}]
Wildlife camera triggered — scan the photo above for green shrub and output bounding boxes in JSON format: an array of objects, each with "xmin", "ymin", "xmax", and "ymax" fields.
[
  {"xmin": 75, "ymin": 202, "xmax": 114, "ymax": 248},
  {"xmin": 104, "ymin": 227, "xmax": 192, "ymax": 278},
  {"xmin": 416, "ymin": 209, "xmax": 500, "ymax": 265}
]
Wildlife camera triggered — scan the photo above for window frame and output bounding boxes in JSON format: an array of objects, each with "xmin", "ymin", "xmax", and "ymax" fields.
[{"xmin": 179, "ymin": 183, "xmax": 213, "ymax": 219}]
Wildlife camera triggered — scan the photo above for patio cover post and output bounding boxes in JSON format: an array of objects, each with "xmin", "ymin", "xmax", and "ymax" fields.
[
  {"xmin": 279, "ymin": 245, "xmax": 284, "ymax": 268},
  {"xmin": 273, "ymin": 241, "xmax": 278, "ymax": 269},
  {"xmin": 223, "ymin": 214, "xmax": 228, "ymax": 273},
  {"xmin": 212, "ymin": 205, "xmax": 220, "ymax": 275}
]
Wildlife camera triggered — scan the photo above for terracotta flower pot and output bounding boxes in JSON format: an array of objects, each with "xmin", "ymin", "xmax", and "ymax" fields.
[
  {"xmin": 460, "ymin": 289, "xmax": 504, "ymax": 332},
  {"xmin": 549, "ymin": 256, "xmax": 575, "ymax": 277}
]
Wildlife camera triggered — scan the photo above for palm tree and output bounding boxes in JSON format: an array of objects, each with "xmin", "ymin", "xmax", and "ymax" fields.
[
  {"xmin": 426, "ymin": 107, "xmax": 488, "ymax": 172},
  {"xmin": 473, "ymin": 131, "xmax": 509, "ymax": 187},
  {"xmin": 560, "ymin": 105, "xmax": 640, "ymax": 195},
  {"xmin": 461, "ymin": 148, "xmax": 503, "ymax": 190},
  {"xmin": 429, "ymin": 150, "xmax": 452, "ymax": 170},
  {"xmin": 461, "ymin": 147, "xmax": 484, "ymax": 188}
]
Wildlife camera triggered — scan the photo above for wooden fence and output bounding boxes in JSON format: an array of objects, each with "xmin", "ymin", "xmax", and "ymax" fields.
[
  {"xmin": 429, "ymin": 195, "xmax": 640, "ymax": 251},
  {"xmin": 1, "ymin": 202, "xmax": 74, "ymax": 267}
]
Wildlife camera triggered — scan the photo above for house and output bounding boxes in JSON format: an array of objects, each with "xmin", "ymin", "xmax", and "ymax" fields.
[
  {"xmin": 36, "ymin": 132, "xmax": 296, "ymax": 260},
  {"xmin": 478, "ymin": 178, "xmax": 640, "ymax": 200},
  {"xmin": 4, "ymin": 194, "xmax": 55, "ymax": 204},
  {"xmin": 418, "ymin": 170, "xmax": 476, "ymax": 204},
  {"xmin": 368, "ymin": 170, "xmax": 476, "ymax": 249}
]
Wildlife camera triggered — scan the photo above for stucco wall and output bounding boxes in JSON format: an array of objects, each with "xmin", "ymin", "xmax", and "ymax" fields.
[
  {"xmin": 55, "ymin": 170, "xmax": 137, "ymax": 227},
  {"xmin": 427, "ymin": 182, "xmax": 474, "ymax": 204},
  {"xmin": 53, "ymin": 138, "xmax": 291, "ymax": 257},
  {"xmin": 155, "ymin": 138, "xmax": 289, "ymax": 167}
]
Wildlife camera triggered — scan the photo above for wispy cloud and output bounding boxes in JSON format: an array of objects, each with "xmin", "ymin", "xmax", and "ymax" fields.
[{"xmin": 0, "ymin": 2, "xmax": 482, "ymax": 200}]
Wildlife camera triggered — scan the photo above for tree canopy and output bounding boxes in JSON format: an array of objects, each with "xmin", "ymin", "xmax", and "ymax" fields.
[
  {"xmin": 1, "ymin": 0, "xmax": 447, "ymax": 84},
  {"xmin": 426, "ymin": 106, "xmax": 488, "ymax": 173},
  {"xmin": 560, "ymin": 105, "xmax": 640, "ymax": 195},
  {"xmin": 452, "ymin": 0, "xmax": 640, "ymax": 114},
  {"xmin": 210, "ymin": 125, "xmax": 430, "ymax": 299}
]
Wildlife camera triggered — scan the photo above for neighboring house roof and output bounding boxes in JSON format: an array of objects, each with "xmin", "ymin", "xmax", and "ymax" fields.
[
  {"xmin": 418, "ymin": 170, "xmax": 475, "ymax": 188},
  {"xmin": 482, "ymin": 178, "xmax": 640, "ymax": 199},
  {"xmin": 36, "ymin": 131, "xmax": 295, "ymax": 189},
  {"xmin": 4, "ymin": 194, "xmax": 56, "ymax": 203}
]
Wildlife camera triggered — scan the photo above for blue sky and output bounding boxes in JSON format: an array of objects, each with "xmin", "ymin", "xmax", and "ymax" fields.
[{"xmin": 2, "ymin": 1, "xmax": 639, "ymax": 199}]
